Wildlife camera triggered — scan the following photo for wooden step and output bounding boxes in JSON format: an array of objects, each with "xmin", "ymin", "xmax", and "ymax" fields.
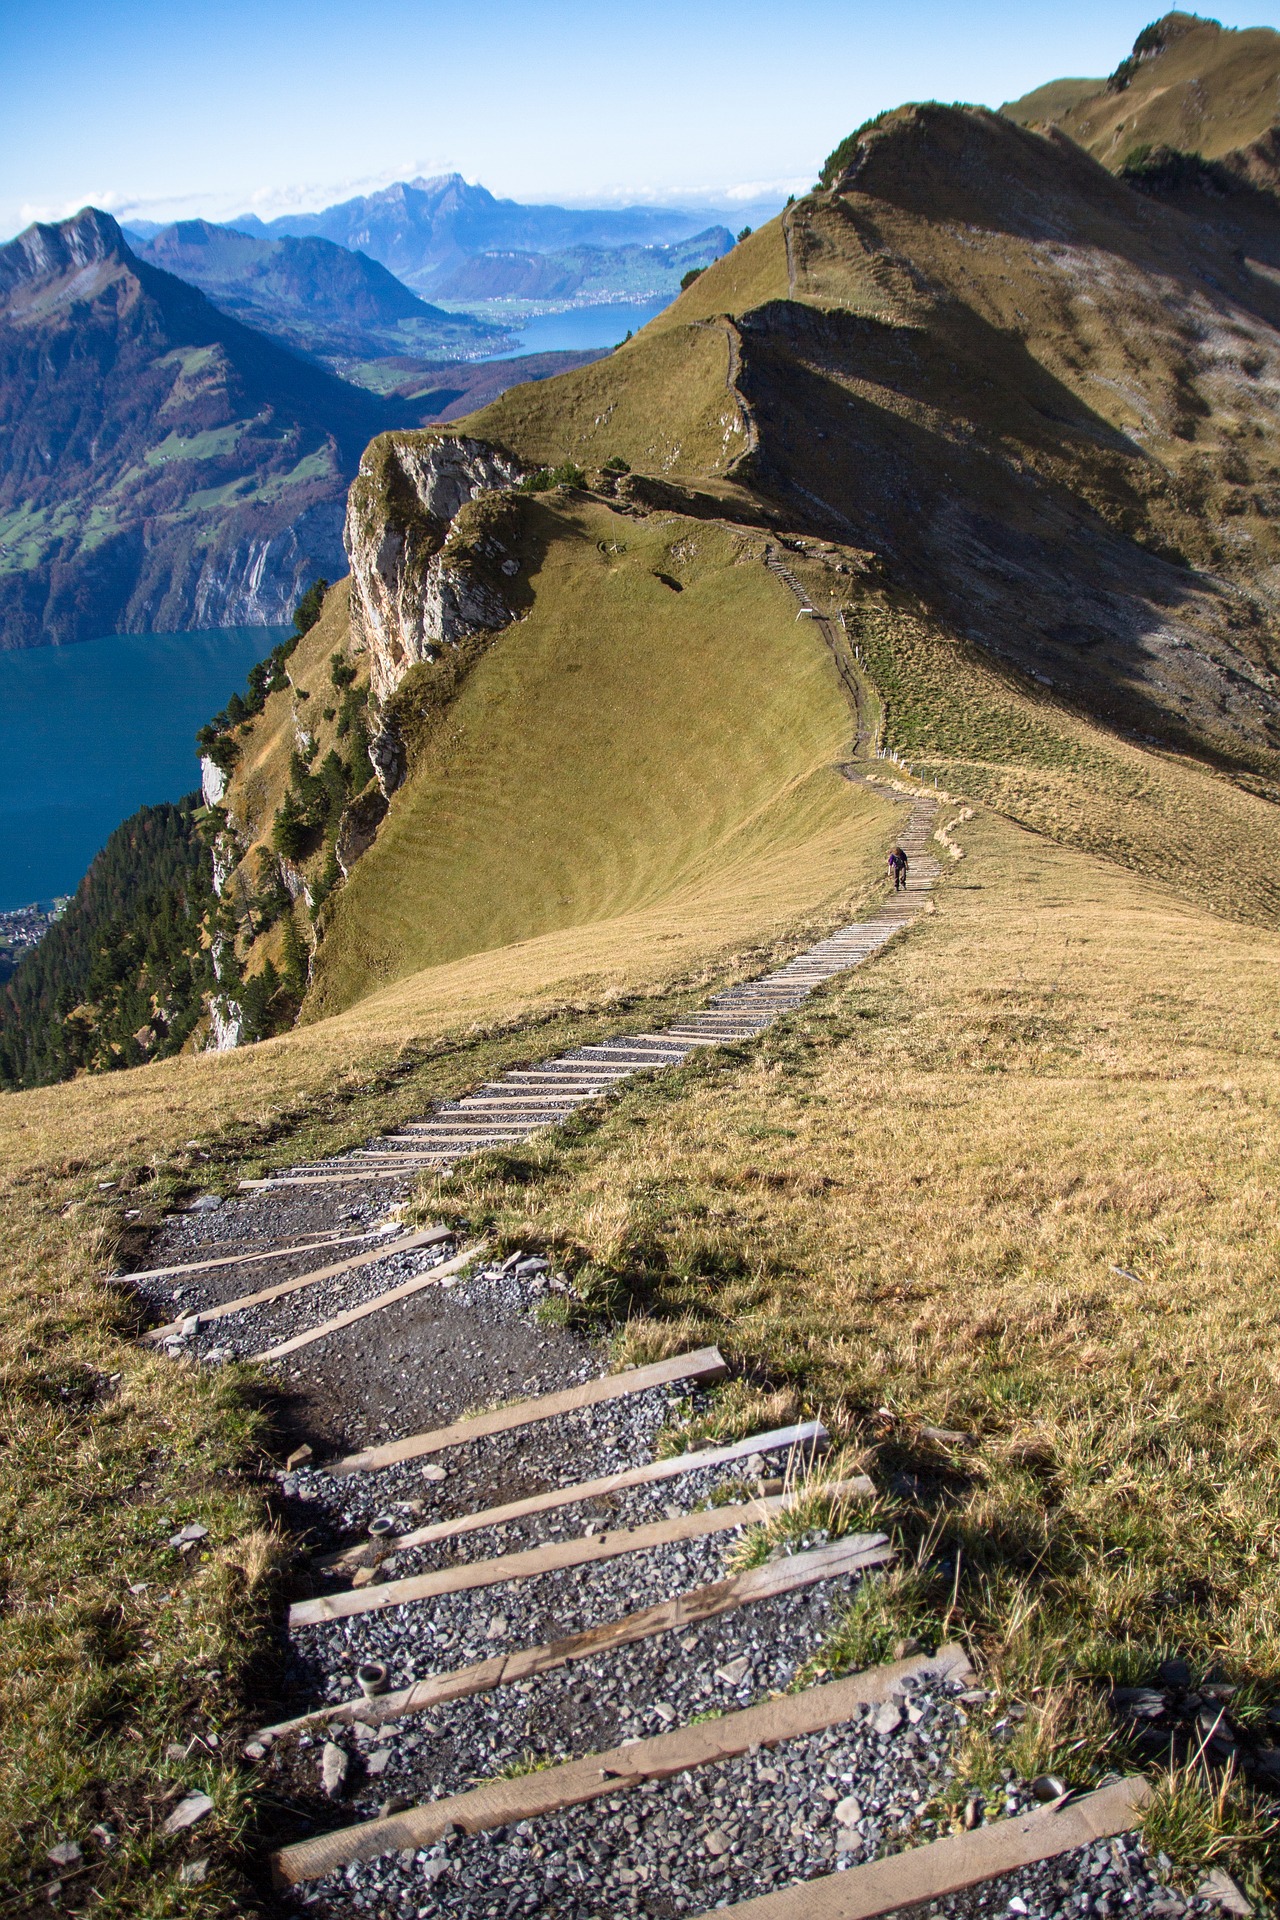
[
  {"xmin": 289, "ymin": 1492, "xmax": 881, "ymax": 1629},
  {"xmin": 327, "ymin": 1346, "xmax": 729, "ymax": 1476},
  {"xmin": 269, "ymin": 1643, "xmax": 970, "ymax": 1886},
  {"xmin": 254, "ymin": 1532, "xmax": 889, "ymax": 1741},
  {"xmin": 685, "ymin": 1778, "xmax": 1152, "ymax": 1920},
  {"xmin": 110, "ymin": 1227, "xmax": 377, "ymax": 1286},
  {"xmin": 319, "ymin": 1418, "xmax": 835, "ymax": 1570},
  {"xmin": 248, "ymin": 1242, "xmax": 486, "ymax": 1365},
  {"xmin": 143, "ymin": 1225, "xmax": 453, "ymax": 1343}
]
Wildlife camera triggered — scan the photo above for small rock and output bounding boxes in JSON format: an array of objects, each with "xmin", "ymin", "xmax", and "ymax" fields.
[
  {"xmin": 704, "ymin": 1829, "xmax": 730, "ymax": 1857},
  {"xmin": 89, "ymin": 1825, "xmax": 115, "ymax": 1850},
  {"xmin": 835, "ymin": 1826, "xmax": 861, "ymax": 1853},
  {"xmin": 242, "ymin": 1741, "xmax": 266, "ymax": 1761},
  {"xmin": 46, "ymin": 1842, "xmax": 82, "ymax": 1869},
  {"xmin": 1030, "ymin": 1773, "xmax": 1068, "ymax": 1802},
  {"xmin": 486, "ymin": 1613, "xmax": 508, "ymax": 1640},
  {"xmin": 421, "ymin": 1464, "xmax": 448, "ymax": 1482},
  {"xmin": 163, "ymin": 1793, "xmax": 213, "ymax": 1835},
  {"xmin": 963, "ymin": 1795, "xmax": 984, "ymax": 1830},
  {"xmin": 320, "ymin": 1743, "xmax": 349, "ymax": 1798},
  {"xmin": 164, "ymin": 1741, "xmax": 187, "ymax": 1763},
  {"xmin": 715, "ymin": 1655, "xmax": 751, "ymax": 1686},
  {"xmin": 654, "ymin": 1701, "xmax": 677, "ymax": 1723},
  {"xmin": 179, "ymin": 1858, "xmax": 209, "ymax": 1886},
  {"xmin": 186, "ymin": 1194, "xmax": 222, "ymax": 1212},
  {"xmin": 380, "ymin": 1796, "xmax": 412, "ymax": 1818},
  {"xmin": 833, "ymin": 1796, "xmax": 863, "ymax": 1826},
  {"xmin": 1197, "ymin": 1869, "xmax": 1252, "ymax": 1917},
  {"xmin": 1113, "ymin": 1686, "xmax": 1165, "ymax": 1719},
  {"xmin": 285, "ymin": 1445, "xmax": 313, "ymax": 1471},
  {"xmin": 352, "ymin": 1566, "xmax": 380, "ymax": 1588},
  {"xmin": 872, "ymin": 1699, "xmax": 903, "ymax": 1736},
  {"xmin": 365, "ymin": 1749, "xmax": 392, "ymax": 1776},
  {"xmin": 1008, "ymin": 1900, "xmax": 1029, "ymax": 1915}
]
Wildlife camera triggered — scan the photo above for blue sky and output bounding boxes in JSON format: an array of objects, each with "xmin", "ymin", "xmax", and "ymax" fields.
[{"xmin": 4, "ymin": 0, "xmax": 1280, "ymax": 238}]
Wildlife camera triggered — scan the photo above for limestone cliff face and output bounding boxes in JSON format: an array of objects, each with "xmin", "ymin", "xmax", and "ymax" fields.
[{"xmin": 345, "ymin": 433, "xmax": 525, "ymax": 701}]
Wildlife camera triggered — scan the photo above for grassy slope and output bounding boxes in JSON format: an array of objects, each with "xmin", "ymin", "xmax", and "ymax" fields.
[
  {"xmin": 1002, "ymin": 77, "xmax": 1106, "ymax": 125},
  {"xmin": 1029, "ymin": 16, "xmax": 1280, "ymax": 167},
  {"xmin": 308, "ymin": 500, "xmax": 870, "ymax": 1016},
  {"xmin": 214, "ymin": 579, "xmax": 365, "ymax": 984},
  {"xmin": 424, "ymin": 802, "xmax": 1280, "ymax": 1896}
]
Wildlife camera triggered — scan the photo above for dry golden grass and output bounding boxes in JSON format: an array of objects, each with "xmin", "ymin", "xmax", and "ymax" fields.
[
  {"xmin": 423, "ymin": 804, "xmax": 1280, "ymax": 1889},
  {"xmin": 1018, "ymin": 16, "xmax": 1280, "ymax": 167},
  {"xmin": 309, "ymin": 502, "xmax": 878, "ymax": 1016}
]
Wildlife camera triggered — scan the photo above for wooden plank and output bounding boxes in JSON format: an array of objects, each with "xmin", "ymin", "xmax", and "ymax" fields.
[
  {"xmin": 328, "ymin": 1346, "xmax": 729, "ymax": 1476},
  {"xmin": 290, "ymin": 1488, "xmax": 876, "ymax": 1629},
  {"xmin": 110, "ymin": 1228, "xmax": 375, "ymax": 1286},
  {"xmin": 255, "ymin": 1532, "xmax": 890, "ymax": 1740},
  {"xmin": 142, "ymin": 1226, "xmax": 453, "ymax": 1343},
  {"xmin": 319, "ymin": 1419, "xmax": 836, "ymax": 1569},
  {"xmin": 685, "ymin": 1778, "xmax": 1153, "ymax": 1920},
  {"xmin": 497, "ymin": 1068, "xmax": 634, "ymax": 1080},
  {"xmin": 247, "ymin": 1241, "xmax": 486, "ymax": 1365},
  {"xmin": 269, "ymin": 1643, "xmax": 971, "ymax": 1885},
  {"xmin": 240, "ymin": 1169, "xmax": 418, "ymax": 1190}
]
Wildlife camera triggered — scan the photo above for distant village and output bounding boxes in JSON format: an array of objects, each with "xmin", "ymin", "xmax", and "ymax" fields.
[{"xmin": 0, "ymin": 898, "xmax": 67, "ymax": 982}]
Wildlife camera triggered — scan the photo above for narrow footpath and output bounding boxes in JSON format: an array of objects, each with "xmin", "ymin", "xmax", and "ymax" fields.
[{"xmin": 117, "ymin": 785, "xmax": 1180, "ymax": 1918}]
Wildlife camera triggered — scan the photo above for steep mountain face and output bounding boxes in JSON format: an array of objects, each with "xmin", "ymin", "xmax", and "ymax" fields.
[
  {"xmin": 131, "ymin": 221, "xmax": 505, "ymax": 369},
  {"xmin": 241, "ymin": 175, "xmax": 744, "ymax": 296},
  {"xmin": 0, "ymin": 208, "xmax": 425, "ymax": 647},
  {"xmin": 428, "ymin": 226, "xmax": 733, "ymax": 305},
  {"xmin": 1005, "ymin": 12, "xmax": 1280, "ymax": 184}
]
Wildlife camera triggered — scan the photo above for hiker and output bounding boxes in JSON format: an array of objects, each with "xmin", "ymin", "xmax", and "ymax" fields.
[{"xmin": 888, "ymin": 846, "xmax": 908, "ymax": 891}]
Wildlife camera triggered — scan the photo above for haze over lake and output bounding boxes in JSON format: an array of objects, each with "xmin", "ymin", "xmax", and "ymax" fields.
[{"xmin": 0, "ymin": 627, "xmax": 283, "ymax": 910}]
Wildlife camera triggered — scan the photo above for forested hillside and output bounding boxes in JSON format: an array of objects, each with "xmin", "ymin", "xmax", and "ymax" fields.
[{"xmin": 0, "ymin": 800, "xmax": 214, "ymax": 1087}]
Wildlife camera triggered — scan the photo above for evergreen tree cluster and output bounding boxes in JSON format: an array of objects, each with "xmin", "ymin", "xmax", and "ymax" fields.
[
  {"xmin": 270, "ymin": 650, "xmax": 375, "ymax": 913},
  {"xmin": 0, "ymin": 798, "xmax": 215, "ymax": 1089}
]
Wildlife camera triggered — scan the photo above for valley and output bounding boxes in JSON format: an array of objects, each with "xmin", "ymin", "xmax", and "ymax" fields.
[{"xmin": 6, "ymin": 10, "xmax": 1280, "ymax": 1919}]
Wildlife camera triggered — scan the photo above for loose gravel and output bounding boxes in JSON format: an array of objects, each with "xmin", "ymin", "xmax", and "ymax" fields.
[
  {"xmin": 267, "ymin": 1573, "xmax": 856, "ymax": 1813},
  {"xmin": 935, "ymin": 1832, "xmax": 1215, "ymax": 1920},
  {"xmin": 284, "ymin": 1674, "xmax": 969, "ymax": 1917}
]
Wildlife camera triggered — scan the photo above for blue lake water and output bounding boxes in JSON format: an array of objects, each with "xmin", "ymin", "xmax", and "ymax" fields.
[
  {"xmin": 0, "ymin": 627, "xmax": 285, "ymax": 910},
  {"xmin": 482, "ymin": 297, "xmax": 672, "ymax": 359}
]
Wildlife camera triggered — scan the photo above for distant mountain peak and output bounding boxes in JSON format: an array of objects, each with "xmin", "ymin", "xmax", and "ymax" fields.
[{"xmin": 0, "ymin": 206, "xmax": 130, "ymax": 297}]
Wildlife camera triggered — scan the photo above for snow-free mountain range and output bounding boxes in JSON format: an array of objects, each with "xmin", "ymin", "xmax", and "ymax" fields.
[{"xmin": 0, "ymin": 175, "xmax": 749, "ymax": 647}]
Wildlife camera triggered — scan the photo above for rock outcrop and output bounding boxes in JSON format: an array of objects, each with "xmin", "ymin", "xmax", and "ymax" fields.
[{"xmin": 345, "ymin": 434, "xmax": 525, "ymax": 701}]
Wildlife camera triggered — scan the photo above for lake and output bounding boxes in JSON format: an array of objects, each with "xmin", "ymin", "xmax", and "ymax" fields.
[
  {"xmin": 482, "ymin": 297, "xmax": 672, "ymax": 359},
  {"xmin": 0, "ymin": 626, "xmax": 285, "ymax": 910}
]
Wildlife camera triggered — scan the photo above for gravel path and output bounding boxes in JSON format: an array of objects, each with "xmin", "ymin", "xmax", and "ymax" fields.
[
  {"xmin": 128, "ymin": 822, "xmax": 1204, "ymax": 1920},
  {"xmin": 283, "ymin": 1673, "xmax": 969, "ymax": 1916}
]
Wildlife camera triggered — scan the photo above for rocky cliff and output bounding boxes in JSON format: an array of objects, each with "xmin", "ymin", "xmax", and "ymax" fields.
[{"xmin": 344, "ymin": 434, "xmax": 526, "ymax": 701}]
